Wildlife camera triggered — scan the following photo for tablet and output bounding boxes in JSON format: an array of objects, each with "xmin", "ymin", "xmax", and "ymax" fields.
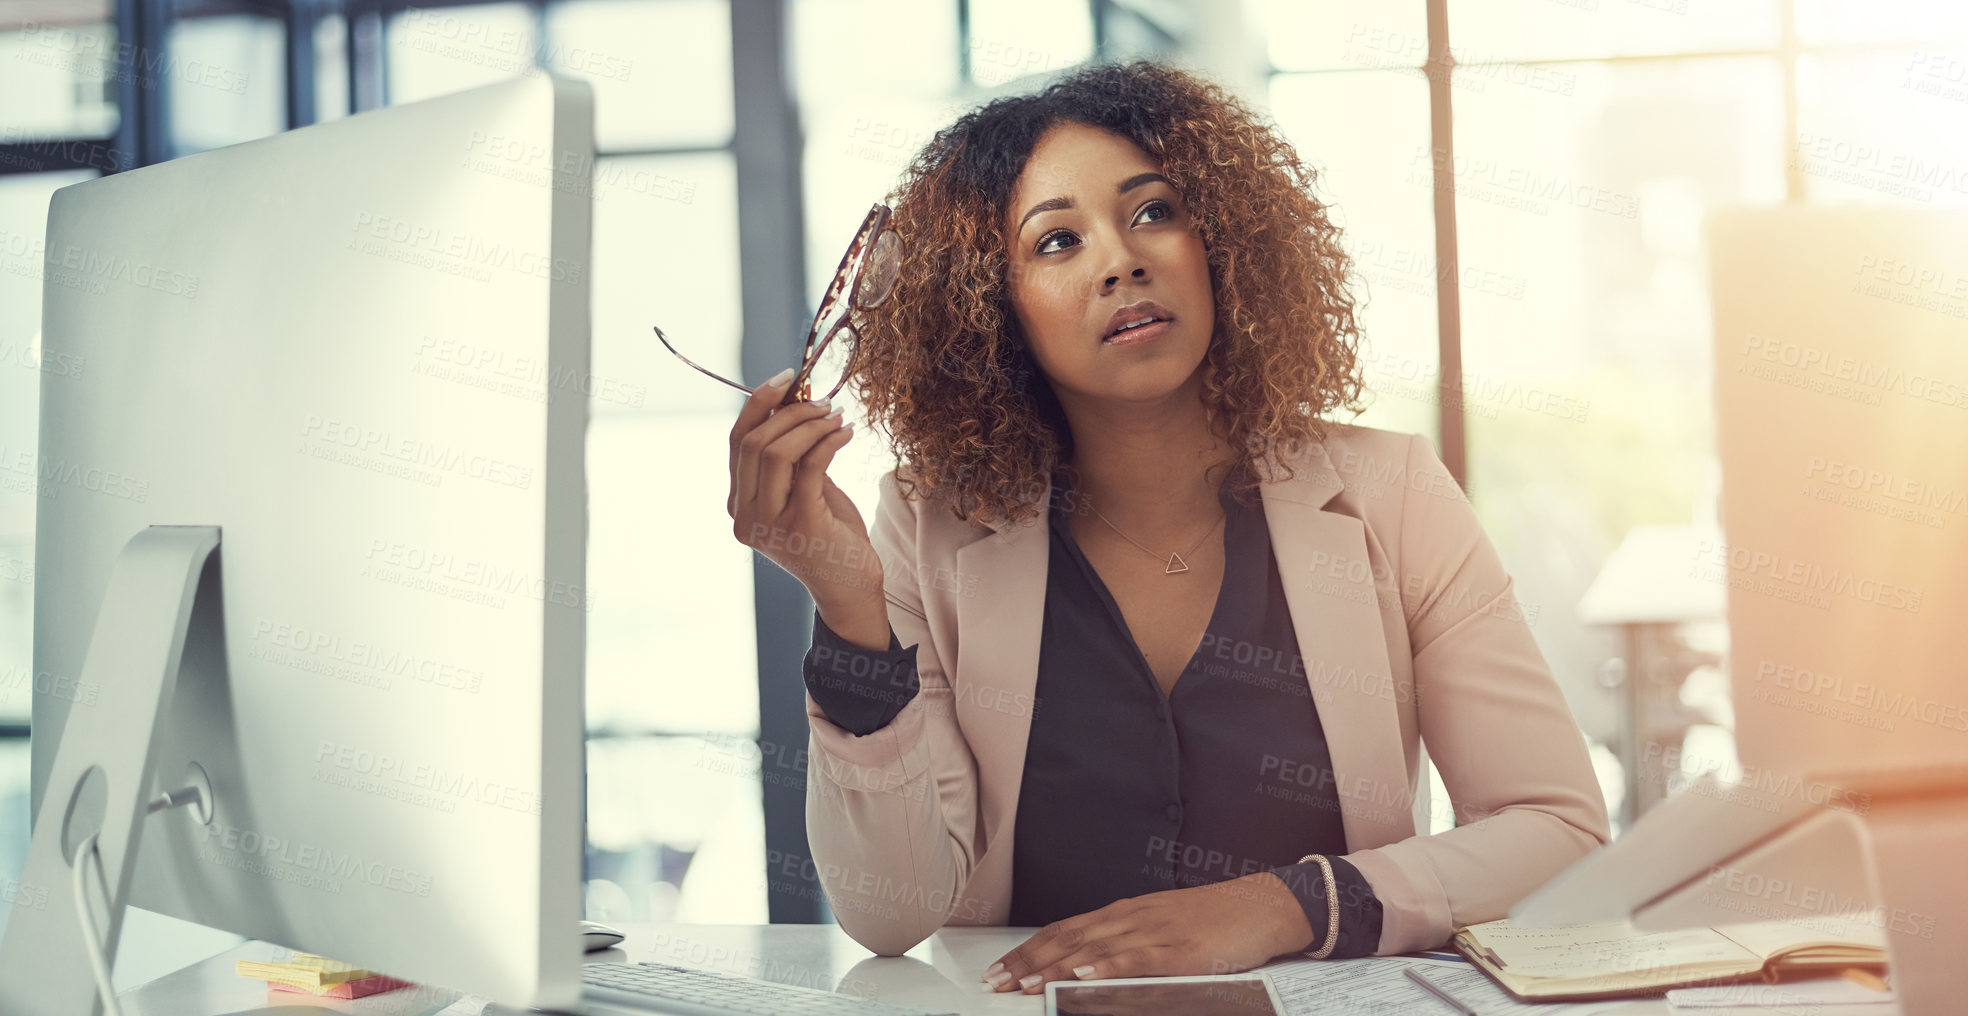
[{"xmin": 1044, "ymin": 973, "xmax": 1286, "ymax": 1016}]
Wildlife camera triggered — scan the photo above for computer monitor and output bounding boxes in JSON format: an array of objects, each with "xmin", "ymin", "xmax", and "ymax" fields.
[
  {"xmin": 1509, "ymin": 205, "xmax": 1968, "ymax": 923},
  {"xmin": 1705, "ymin": 205, "xmax": 1968, "ymax": 785},
  {"xmin": 1506, "ymin": 204, "xmax": 1968, "ymax": 1014},
  {"xmin": 8, "ymin": 71, "xmax": 593, "ymax": 1011}
]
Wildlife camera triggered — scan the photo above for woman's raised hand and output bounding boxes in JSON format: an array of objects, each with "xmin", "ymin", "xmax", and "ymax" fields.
[{"xmin": 727, "ymin": 369, "xmax": 890, "ymax": 647}]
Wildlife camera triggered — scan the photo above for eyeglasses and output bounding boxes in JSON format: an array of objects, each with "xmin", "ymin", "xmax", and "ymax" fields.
[{"xmin": 655, "ymin": 202, "xmax": 902, "ymax": 408}]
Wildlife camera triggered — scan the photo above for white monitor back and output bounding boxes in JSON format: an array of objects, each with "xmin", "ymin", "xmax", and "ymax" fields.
[
  {"xmin": 1709, "ymin": 205, "xmax": 1968, "ymax": 786},
  {"xmin": 1513, "ymin": 206, "xmax": 1968, "ymax": 932},
  {"xmin": 32, "ymin": 71, "xmax": 592, "ymax": 1007}
]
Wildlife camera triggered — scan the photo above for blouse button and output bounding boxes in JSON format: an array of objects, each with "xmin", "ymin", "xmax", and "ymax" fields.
[{"xmin": 1164, "ymin": 803, "xmax": 1182, "ymax": 822}]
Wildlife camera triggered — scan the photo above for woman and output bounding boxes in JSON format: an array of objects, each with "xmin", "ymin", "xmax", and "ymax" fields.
[{"xmin": 724, "ymin": 60, "xmax": 1608, "ymax": 994}]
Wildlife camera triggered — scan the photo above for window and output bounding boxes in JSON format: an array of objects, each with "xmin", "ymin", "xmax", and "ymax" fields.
[
  {"xmin": 0, "ymin": 17, "xmax": 118, "ymax": 140},
  {"xmin": 166, "ymin": 9, "xmax": 285, "ymax": 156},
  {"xmin": 1269, "ymin": 70, "xmax": 1441, "ymax": 444},
  {"xmin": 1452, "ymin": 57, "xmax": 1787, "ymax": 806},
  {"xmin": 384, "ymin": 2, "xmax": 537, "ymax": 105},
  {"xmin": 548, "ymin": 0, "xmax": 733, "ymax": 150},
  {"xmin": 529, "ymin": 0, "xmax": 762, "ymax": 925},
  {"xmin": 966, "ymin": 0, "xmax": 1093, "ymax": 88},
  {"xmin": 792, "ymin": 0, "xmax": 966, "ymax": 528},
  {"xmin": 1795, "ymin": 49, "xmax": 1968, "ymax": 208},
  {"xmin": 1448, "ymin": 0, "xmax": 1779, "ymax": 61},
  {"xmin": 584, "ymin": 152, "xmax": 765, "ymax": 923},
  {"xmin": 313, "ymin": 11, "xmax": 350, "ymax": 122}
]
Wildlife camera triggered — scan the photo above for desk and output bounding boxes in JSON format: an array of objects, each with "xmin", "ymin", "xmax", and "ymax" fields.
[{"xmin": 118, "ymin": 923, "xmax": 1888, "ymax": 1016}]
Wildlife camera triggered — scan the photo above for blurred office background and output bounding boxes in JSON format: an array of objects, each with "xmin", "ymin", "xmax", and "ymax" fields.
[{"xmin": 2, "ymin": 0, "xmax": 1965, "ymax": 982}]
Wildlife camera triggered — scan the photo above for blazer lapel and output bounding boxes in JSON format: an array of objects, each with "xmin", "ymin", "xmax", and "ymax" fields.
[
  {"xmin": 952, "ymin": 488, "xmax": 1050, "ymax": 850},
  {"xmin": 1258, "ymin": 444, "xmax": 1413, "ymax": 850}
]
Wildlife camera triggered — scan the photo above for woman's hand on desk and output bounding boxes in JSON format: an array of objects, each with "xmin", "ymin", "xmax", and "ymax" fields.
[
  {"xmin": 982, "ymin": 873, "xmax": 1315, "ymax": 994},
  {"xmin": 727, "ymin": 372, "xmax": 890, "ymax": 645}
]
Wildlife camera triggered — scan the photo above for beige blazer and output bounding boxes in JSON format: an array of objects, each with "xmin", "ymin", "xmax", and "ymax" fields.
[{"xmin": 803, "ymin": 423, "xmax": 1611, "ymax": 957}]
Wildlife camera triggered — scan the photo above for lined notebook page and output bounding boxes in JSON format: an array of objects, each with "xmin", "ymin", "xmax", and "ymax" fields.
[
  {"xmin": 1465, "ymin": 920, "xmax": 1759, "ymax": 979},
  {"xmin": 1715, "ymin": 914, "xmax": 1889, "ymax": 957}
]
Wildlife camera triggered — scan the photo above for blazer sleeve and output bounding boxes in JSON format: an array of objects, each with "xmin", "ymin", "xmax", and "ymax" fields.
[
  {"xmin": 803, "ymin": 607, "xmax": 920, "ymax": 735},
  {"xmin": 802, "ymin": 472, "xmax": 986, "ymax": 956},
  {"xmin": 1267, "ymin": 855, "xmax": 1383, "ymax": 959},
  {"xmin": 1337, "ymin": 432, "xmax": 1612, "ymax": 955}
]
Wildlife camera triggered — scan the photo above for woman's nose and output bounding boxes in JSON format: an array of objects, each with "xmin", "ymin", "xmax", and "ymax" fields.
[{"xmin": 1102, "ymin": 266, "xmax": 1148, "ymax": 291}]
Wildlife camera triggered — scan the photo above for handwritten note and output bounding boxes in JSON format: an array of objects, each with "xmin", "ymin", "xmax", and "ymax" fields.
[{"xmin": 1462, "ymin": 920, "xmax": 1756, "ymax": 979}]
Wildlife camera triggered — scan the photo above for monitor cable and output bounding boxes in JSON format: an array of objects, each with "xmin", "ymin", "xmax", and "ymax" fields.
[{"xmin": 72, "ymin": 831, "xmax": 123, "ymax": 1016}]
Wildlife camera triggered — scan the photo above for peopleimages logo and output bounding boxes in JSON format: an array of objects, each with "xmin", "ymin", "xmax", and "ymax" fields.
[
  {"xmin": 1408, "ymin": 146, "xmax": 1641, "ymax": 219},
  {"xmin": 0, "ymin": 333, "xmax": 86, "ymax": 379},
  {"xmin": 349, "ymin": 211, "xmax": 585, "ymax": 285},
  {"xmin": 249, "ymin": 618, "xmax": 486, "ymax": 695},
  {"xmin": 42, "ymin": 240, "xmax": 201, "ymax": 298},
  {"xmin": 362, "ymin": 538, "xmax": 595, "ymax": 611},
  {"xmin": 1702, "ymin": 865, "xmax": 1937, "ymax": 940},
  {"xmin": 315, "ymin": 741, "xmax": 542, "ymax": 817},
  {"xmin": 1, "ymin": 877, "xmax": 50, "ymax": 911},
  {"xmin": 0, "ymin": 442, "xmax": 150, "ymax": 503},
  {"xmin": 299, "ymin": 413, "xmax": 534, "ymax": 490},
  {"xmin": 197, "ymin": 822, "xmax": 434, "ymax": 897},
  {"xmin": 1754, "ymin": 660, "xmax": 1968, "ymax": 733},
  {"xmin": 1690, "ymin": 539, "xmax": 1923, "ymax": 614}
]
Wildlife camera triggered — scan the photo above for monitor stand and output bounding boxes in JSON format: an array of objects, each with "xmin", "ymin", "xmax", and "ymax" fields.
[
  {"xmin": 0, "ymin": 526, "xmax": 222, "ymax": 1016},
  {"xmin": 1513, "ymin": 768, "xmax": 1968, "ymax": 1016}
]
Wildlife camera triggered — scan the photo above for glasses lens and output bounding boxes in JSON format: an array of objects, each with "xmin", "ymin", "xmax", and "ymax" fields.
[
  {"xmin": 853, "ymin": 230, "xmax": 902, "ymax": 310},
  {"xmin": 802, "ymin": 324, "xmax": 856, "ymax": 401}
]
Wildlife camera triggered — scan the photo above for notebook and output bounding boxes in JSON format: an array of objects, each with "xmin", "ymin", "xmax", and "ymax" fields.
[{"xmin": 1452, "ymin": 915, "xmax": 1887, "ymax": 1002}]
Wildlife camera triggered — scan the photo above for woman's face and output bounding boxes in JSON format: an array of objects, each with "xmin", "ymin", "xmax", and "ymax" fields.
[{"xmin": 1002, "ymin": 122, "xmax": 1215, "ymax": 406}]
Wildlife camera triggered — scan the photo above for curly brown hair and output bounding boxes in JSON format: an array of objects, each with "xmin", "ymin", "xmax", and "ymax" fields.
[{"xmin": 847, "ymin": 58, "xmax": 1367, "ymax": 526}]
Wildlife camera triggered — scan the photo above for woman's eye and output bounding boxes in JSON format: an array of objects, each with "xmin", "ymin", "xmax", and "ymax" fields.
[
  {"xmin": 1033, "ymin": 201, "xmax": 1173, "ymax": 256},
  {"xmin": 1136, "ymin": 200, "xmax": 1173, "ymax": 224},
  {"xmin": 1036, "ymin": 230, "xmax": 1078, "ymax": 256}
]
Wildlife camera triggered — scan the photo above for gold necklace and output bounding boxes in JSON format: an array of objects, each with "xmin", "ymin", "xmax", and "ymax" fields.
[{"xmin": 1084, "ymin": 502, "xmax": 1224, "ymax": 575}]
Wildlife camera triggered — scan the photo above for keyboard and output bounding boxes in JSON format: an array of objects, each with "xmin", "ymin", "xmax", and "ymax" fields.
[{"xmin": 580, "ymin": 961, "xmax": 948, "ymax": 1016}]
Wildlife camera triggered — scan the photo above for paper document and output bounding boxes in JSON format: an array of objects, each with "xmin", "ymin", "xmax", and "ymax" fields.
[
  {"xmin": 1264, "ymin": 956, "xmax": 1607, "ymax": 1016},
  {"xmin": 1668, "ymin": 976, "xmax": 1895, "ymax": 1007}
]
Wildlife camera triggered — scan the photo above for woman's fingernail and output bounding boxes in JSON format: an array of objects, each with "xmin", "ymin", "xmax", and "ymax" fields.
[
  {"xmin": 766, "ymin": 367, "xmax": 796, "ymax": 387},
  {"xmin": 1019, "ymin": 974, "xmax": 1042, "ymax": 991},
  {"xmin": 986, "ymin": 970, "xmax": 1013, "ymax": 989},
  {"xmin": 825, "ymin": 404, "xmax": 845, "ymax": 420},
  {"xmin": 1073, "ymin": 965, "xmax": 1097, "ymax": 979},
  {"xmin": 983, "ymin": 962, "xmax": 1004, "ymax": 978}
]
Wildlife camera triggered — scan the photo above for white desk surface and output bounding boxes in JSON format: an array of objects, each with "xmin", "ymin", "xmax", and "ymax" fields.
[{"xmin": 120, "ymin": 922, "xmax": 1893, "ymax": 1016}]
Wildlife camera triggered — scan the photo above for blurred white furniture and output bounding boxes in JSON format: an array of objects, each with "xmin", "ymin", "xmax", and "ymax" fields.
[{"xmin": 1579, "ymin": 523, "xmax": 1727, "ymax": 829}]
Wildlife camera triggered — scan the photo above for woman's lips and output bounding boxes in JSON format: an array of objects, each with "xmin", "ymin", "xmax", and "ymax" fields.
[
  {"xmin": 1102, "ymin": 318, "xmax": 1173, "ymax": 348},
  {"xmin": 1101, "ymin": 300, "xmax": 1174, "ymax": 343}
]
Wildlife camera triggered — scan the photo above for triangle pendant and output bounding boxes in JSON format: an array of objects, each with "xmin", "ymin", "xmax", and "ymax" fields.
[{"xmin": 1165, "ymin": 552, "xmax": 1190, "ymax": 575}]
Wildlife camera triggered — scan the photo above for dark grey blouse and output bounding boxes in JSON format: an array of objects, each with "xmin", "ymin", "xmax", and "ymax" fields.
[{"xmin": 801, "ymin": 461, "xmax": 1383, "ymax": 959}]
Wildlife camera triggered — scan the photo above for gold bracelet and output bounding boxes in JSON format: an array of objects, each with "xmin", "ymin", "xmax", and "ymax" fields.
[{"xmin": 1298, "ymin": 853, "xmax": 1341, "ymax": 960}]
